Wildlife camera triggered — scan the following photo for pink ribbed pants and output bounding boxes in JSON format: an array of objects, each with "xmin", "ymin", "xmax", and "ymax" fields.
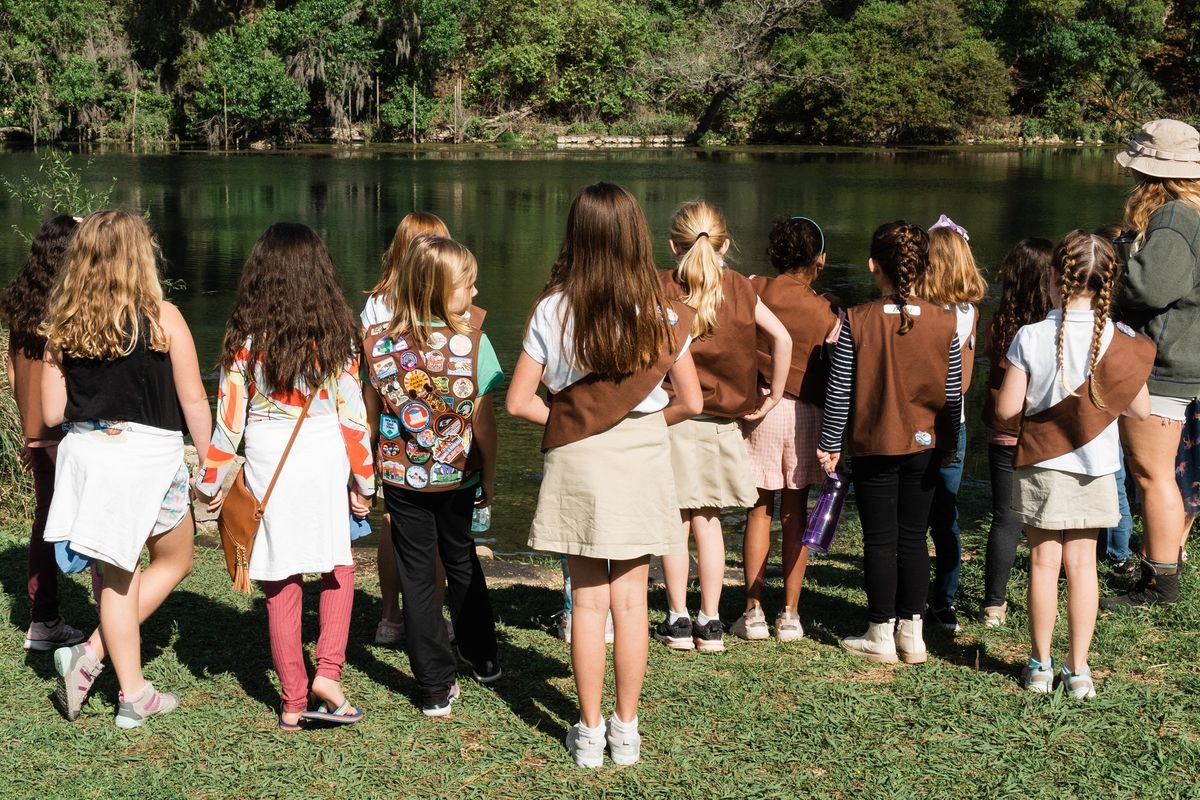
[{"xmin": 261, "ymin": 564, "xmax": 355, "ymax": 713}]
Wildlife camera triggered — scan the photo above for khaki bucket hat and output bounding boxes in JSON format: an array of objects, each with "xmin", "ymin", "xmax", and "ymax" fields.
[{"xmin": 1115, "ymin": 119, "xmax": 1200, "ymax": 179}]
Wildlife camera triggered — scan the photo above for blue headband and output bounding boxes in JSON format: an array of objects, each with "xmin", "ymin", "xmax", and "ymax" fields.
[{"xmin": 791, "ymin": 216, "xmax": 825, "ymax": 256}]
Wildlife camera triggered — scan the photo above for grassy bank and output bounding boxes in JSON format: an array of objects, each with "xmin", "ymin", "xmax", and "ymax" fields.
[{"xmin": 1, "ymin": 481, "xmax": 1198, "ymax": 799}]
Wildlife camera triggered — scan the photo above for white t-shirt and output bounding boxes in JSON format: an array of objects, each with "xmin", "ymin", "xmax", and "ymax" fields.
[
  {"xmin": 361, "ymin": 294, "xmax": 391, "ymax": 328},
  {"xmin": 522, "ymin": 292, "xmax": 690, "ymax": 413},
  {"xmin": 1006, "ymin": 309, "xmax": 1118, "ymax": 476},
  {"xmin": 948, "ymin": 303, "xmax": 977, "ymax": 424}
]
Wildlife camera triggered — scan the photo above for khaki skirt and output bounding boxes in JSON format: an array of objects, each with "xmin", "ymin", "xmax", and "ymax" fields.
[
  {"xmin": 529, "ymin": 412, "xmax": 681, "ymax": 560},
  {"xmin": 669, "ymin": 416, "xmax": 759, "ymax": 510},
  {"xmin": 1012, "ymin": 466, "xmax": 1119, "ymax": 530}
]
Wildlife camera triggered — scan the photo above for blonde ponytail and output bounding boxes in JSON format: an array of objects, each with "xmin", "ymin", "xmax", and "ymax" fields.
[{"xmin": 670, "ymin": 201, "xmax": 730, "ymax": 338}]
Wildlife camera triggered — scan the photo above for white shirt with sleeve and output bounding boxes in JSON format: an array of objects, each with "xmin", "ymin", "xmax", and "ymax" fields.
[
  {"xmin": 1006, "ymin": 309, "xmax": 1118, "ymax": 476},
  {"xmin": 522, "ymin": 292, "xmax": 690, "ymax": 413},
  {"xmin": 361, "ymin": 294, "xmax": 391, "ymax": 328}
]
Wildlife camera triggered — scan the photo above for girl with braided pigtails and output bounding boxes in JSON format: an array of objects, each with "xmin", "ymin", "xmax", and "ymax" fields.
[
  {"xmin": 995, "ymin": 231, "xmax": 1152, "ymax": 698},
  {"xmin": 817, "ymin": 221, "xmax": 962, "ymax": 665}
]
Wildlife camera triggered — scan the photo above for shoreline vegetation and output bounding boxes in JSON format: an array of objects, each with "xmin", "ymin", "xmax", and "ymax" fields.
[{"xmin": 2, "ymin": 1, "xmax": 1196, "ymax": 150}]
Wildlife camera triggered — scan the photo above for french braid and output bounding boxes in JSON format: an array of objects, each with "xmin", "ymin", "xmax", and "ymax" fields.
[{"xmin": 870, "ymin": 221, "xmax": 930, "ymax": 336}]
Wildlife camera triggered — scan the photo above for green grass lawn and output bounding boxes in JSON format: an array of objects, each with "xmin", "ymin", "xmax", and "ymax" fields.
[{"xmin": 2, "ymin": 482, "xmax": 1199, "ymax": 799}]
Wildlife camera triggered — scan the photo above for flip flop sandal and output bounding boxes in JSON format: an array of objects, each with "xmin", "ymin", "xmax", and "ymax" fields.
[
  {"xmin": 299, "ymin": 700, "xmax": 364, "ymax": 725},
  {"xmin": 278, "ymin": 715, "xmax": 304, "ymax": 732}
]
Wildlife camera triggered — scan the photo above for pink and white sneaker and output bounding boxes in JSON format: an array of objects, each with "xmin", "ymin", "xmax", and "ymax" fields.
[
  {"xmin": 116, "ymin": 681, "xmax": 180, "ymax": 729},
  {"xmin": 53, "ymin": 642, "xmax": 105, "ymax": 721}
]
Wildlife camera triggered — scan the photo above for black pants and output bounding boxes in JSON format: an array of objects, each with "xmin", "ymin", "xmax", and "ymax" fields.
[
  {"xmin": 851, "ymin": 451, "xmax": 939, "ymax": 623},
  {"xmin": 982, "ymin": 444, "xmax": 1025, "ymax": 607},
  {"xmin": 383, "ymin": 484, "xmax": 497, "ymax": 704}
]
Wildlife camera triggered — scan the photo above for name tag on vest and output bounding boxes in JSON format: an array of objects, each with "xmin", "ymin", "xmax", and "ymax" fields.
[{"xmin": 883, "ymin": 304, "xmax": 922, "ymax": 316}]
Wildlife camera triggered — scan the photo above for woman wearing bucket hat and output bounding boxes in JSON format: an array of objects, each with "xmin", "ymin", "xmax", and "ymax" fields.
[{"xmin": 1102, "ymin": 119, "xmax": 1200, "ymax": 610}]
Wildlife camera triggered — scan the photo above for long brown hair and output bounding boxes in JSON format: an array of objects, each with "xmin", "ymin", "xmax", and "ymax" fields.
[
  {"xmin": 542, "ymin": 182, "xmax": 673, "ymax": 378},
  {"xmin": 40, "ymin": 209, "xmax": 167, "ymax": 359},
  {"xmin": 1, "ymin": 214, "xmax": 78, "ymax": 359},
  {"xmin": 384, "ymin": 234, "xmax": 477, "ymax": 347},
  {"xmin": 369, "ymin": 212, "xmax": 451, "ymax": 300},
  {"xmin": 670, "ymin": 201, "xmax": 729, "ymax": 338},
  {"xmin": 219, "ymin": 222, "xmax": 360, "ymax": 392},
  {"xmin": 1053, "ymin": 230, "xmax": 1118, "ymax": 409},
  {"xmin": 1124, "ymin": 174, "xmax": 1200, "ymax": 240},
  {"xmin": 870, "ymin": 220, "xmax": 929, "ymax": 335},
  {"xmin": 987, "ymin": 237, "xmax": 1054, "ymax": 361}
]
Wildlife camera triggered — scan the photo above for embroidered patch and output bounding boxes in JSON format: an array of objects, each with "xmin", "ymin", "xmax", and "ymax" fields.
[
  {"xmin": 425, "ymin": 351, "xmax": 446, "ymax": 372},
  {"xmin": 449, "ymin": 334, "xmax": 473, "ymax": 356},
  {"xmin": 406, "ymin": 439, "xmax": 430, "ymax": 464},
  {"xmin": 452, "ymin": 378, "xmax": 474, "ymax": 399},
  {"xmin": 427, "ymin": 331, "xmax": 448, "ymax": 350},
  {"xmin": 430, "ymin": 463, "xmax": 463, "ymax": 485},
  {"xmin": 914, "ymin": 430, "xmax": 933, "ymax": 447},
  {"xmin": 403, "ymin": 370, "xmax": 431, "ymax": 395},
  {"xmin": 447, "ymin": 356, "xmax": 473, "ymax": 376},
  {"xmin": 433, "ymin": 435, "xmax": 466, "ymax": 463},
  {"xmin": 416, "ymin": 428, "xmax": 437, "ymax": 448},
  {"xmin": 433, "ymin": 376, "xmax": 451, "ymax": 395},
  {"xmin": 1115, "ymin": 321, "xmax": 1137, "ymax": 339},
  {"xmin": 435, "ymin": 413, "xmax": 466, "ymax": 438},
  {"xmin": 381, "ymin": 461, "xmax": 404, "ymax": 484},
  {"xmin": 379, "ymin": 415, "xmax": 401, "ymax": 439},
  {"xmin": 456, "ymin": 399, "xmax": 475, "ymax": 418},
  {"xmin": 372, "ymin": 337, "xmax": 397, "ymax": 357},
  {"xmin": 399, "ymin": 351, "xmax": 419, "ymax": 371},
  {"xmin": 380, "ymin": 441, "xmax": 401, "ymax": 458},
  {"xmin": 400, "ymin": 401, "xmax": 431, "ymax": 432},
  {"xmin": 405, "ymin": 465, "xmax": 429, "ymax": 489},
  {"xmin": 373, "ymin": 357, "xmax": 398, "ymax": 380}
]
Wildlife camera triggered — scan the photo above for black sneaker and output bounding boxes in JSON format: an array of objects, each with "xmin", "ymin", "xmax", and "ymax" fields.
[
  {"xmin": 1109, "ymin": 556, "xmax": 1139, "ymax": 578},
  {"xmin": 692, "ymin": 618, "xmax": 725, "ymax": 652},
  {"xmin": 652, "ymin": 615, "xmax": 695, "ymax": 650},
  {"xmin": 926, "ymin": 606, "xmax": 960, "ymax": 633},
  {"xmin": 421, "ymin": 681, "xmax": 461, "ymax": 717},
  {"xmin": 472, "ymin": 659, "xmax": 502, "ymax": 685}
]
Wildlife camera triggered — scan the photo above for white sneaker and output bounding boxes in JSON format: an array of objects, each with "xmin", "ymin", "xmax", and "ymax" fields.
[
  {"xmin": 606, "ymin": 715, "xmax": 641, "ymax": 766},
  {"xmin": 774, "ymin": 608, "xmax": 804, "ymax": 642},
  {"xmin": 25, "ymin": 618, "xmax": 85, "ymax": 652},
  {"xmin": 604, "ymin": 613, "xmax": 614, "ymax": 645},
  {"xmin": 731, "ymin": 606, "xmax": 770, "ymax": 641},
  {"xmin": 566, "ymin": 721, "xmax": 607, "ymax": 768},
  {"xmin": 981, "ymin": 603, "xmax": 1007, "ymax": 628}
]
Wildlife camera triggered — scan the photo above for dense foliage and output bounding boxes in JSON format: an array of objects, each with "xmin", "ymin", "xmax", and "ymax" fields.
[{"xmin": 0, "ymin": 0, "xmax": 1196, "ymax": 144}]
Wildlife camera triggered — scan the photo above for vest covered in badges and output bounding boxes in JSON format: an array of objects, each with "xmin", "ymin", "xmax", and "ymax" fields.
[
  {"xmin": 749, "ymin": 273, "xmax": 838, "ymax": 404},
  {"xmin": 1014, "ymin": 323, "xmax": 1156, "ymax": 468},
  {"xmin": 364, "ymin": 307, "xmax": 487, "ymax": 492},
  {"xmin": 847, "ymin": 297, "xmax": 957, "ymax": 457},
  {"xmin": 542, "ymin": 302, "xmax": 695, "ymax": 451},
  {"xmin": 979, "ymin": 319, "xmax": 1019, "ymax": 438},
  {"xmin": 659, "ymin": 268, "xmax": 759, "ymax": 418}
]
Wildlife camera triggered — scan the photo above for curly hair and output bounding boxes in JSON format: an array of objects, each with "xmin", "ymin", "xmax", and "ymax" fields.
[
  {"xmin": 219, "ymin": 222, "xmax": 360, "ymax": 393},
  {"xmin": 870, "ymin": 220, "xmax": 929, "ymax": 335},
  {"xmin": 987, "ymin": 238, "xmax": 1054, "ymax": 362},
  {"xmin": 1124, "ymin": 174, "xmax": 1200, "ymax": 241},
  {"xmin": 766, "ymin": 216, "xmax": 823, "ymax": 275},
  {"xmin": 1053, "ymin": 230, "xmax": 1118, "ymax": 409},
  {"xmin": 0, "ymin": 215, "xmax": 78, "ymax": 359}
]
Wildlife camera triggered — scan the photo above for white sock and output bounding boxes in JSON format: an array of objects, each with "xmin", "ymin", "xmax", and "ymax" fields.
[
  {"xmin": 667, "ymin": 609, "xmax": 689, "ymax": 624},
  {"xmin": 577, "ymin": 719, "xmax": 605, "ymax": 736},
  {"xmin": 609, "ymin": 713, "xmax": 638, "ymax": 732},
  {"xmin": 697, "ymin": 611, "xmax": 718, "ymax": 626}
]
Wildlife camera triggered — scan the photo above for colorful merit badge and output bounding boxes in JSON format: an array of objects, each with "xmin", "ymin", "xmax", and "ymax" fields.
[
  {"xmin": 381, "ymin": 441, "xmax": 401, "ymax": 458},
  {"xmin": 452, "ymin": 378, "xmax": 474, "ymax": 399},
  {"xmin": 1115, "ymin": 321, "xmax": 1137, "ymax": 338},
  {"xmin": 400, "ymin": 401, "xmax": 431, "ymax": 432},
  {"xmin": 373, "ymin": 357, "xmax": 398, "ymax": 380},
  {"xmin": 400, "ymin": 351, "xmax": 419, "ymax": 370},
  {"xmin": 380, "ymin": 415, "xmax": 401, "ymax": 439},
  {"xmin": 448, "ymin": 334, "xmax": 473, "ymax": 356},
  {"xmin": 427, "ymin": 331, "xmax": 448, "ymax": 350},
  {"xmin": 447, "ymin": 356, "xmax": 472, "ymax": 376},
  {"xmin": 416, "ymin": 428, "xmax": 437, "ymax": 448},
  {"xmin": 430, "ymin": 463, "xmax": 463, "ymax": 486},
  {"xmin": 404, "ymin": 369, "xmax": 431, "ymax": 395},
  {"xmin": 434, "ymin": 413, "xmax": 465, "ymax": 438},
  {"xmin": 406, "ymin": 465, "xmax": 429, "ymax": 489},
  {"xmin": 406, "ymin": 438, "xmax": 431, "ymax": 464},
  {"xmin": 381, "ymin": 461, "xmax": 404, "ymax": 483},
  {"xmin": 433, "ymin": 435, "xmax": 467, "ymax": 463},
  {"xmin": 373, "ymin": 336, "xmax": 403, "ymax": 357},
  {"xmin": 914, "ymin": 430, "xmax": 933, "ymax": 447},
  {"xmin": 425, "ymin": 351, "xmax": 446, "ymax": 372},
  {"xmin": 456, "ymin": 399, "xmax": 475, "ymax": 418},
  {"xmin": 433, "ymin": 376, "xmax": 451, "ymax": 395}
]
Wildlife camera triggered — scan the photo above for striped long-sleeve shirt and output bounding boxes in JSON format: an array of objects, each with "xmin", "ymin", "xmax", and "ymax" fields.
[{"xmin": 818, "ymin": 315, "xmax": 963, "ymax": 453}]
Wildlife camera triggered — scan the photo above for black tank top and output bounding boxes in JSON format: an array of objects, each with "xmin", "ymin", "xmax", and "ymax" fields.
[{"xmin": 62, "ymin": 322, "xmax": 186, "ymax": 433}]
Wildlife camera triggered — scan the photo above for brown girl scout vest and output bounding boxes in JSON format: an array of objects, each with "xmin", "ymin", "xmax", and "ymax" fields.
[
  {"xmin": 1014, "ymin": 323, "xmax": 1156, "ymax": 468},
  {"xmin": 846, "ymin": 297, "xmax": 957, "ymax": 457},
  {"xmin": 749, "ymin": 273, "xmax": 839, "ymax": 405},
  {"xmin": 363, "ymin": 306, "xmax": 487, "ymax": 492},
  {"xmin": 980, "ymin": 319, "xmax": 1020, "ymax": 438},
  {"xmin": 542, "ymin": 302, "xmax": 694, "ymax": 451},
  {"xmin": 659, "ymin": 268, "xmax": 759, "ymax": 418}
]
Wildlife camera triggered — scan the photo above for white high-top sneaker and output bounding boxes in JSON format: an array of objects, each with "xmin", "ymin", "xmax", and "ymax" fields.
[
  {"xmin": 840, "ymin": 619, "xmax": 898, "ymax": 663},
  {"xmin": 895, "ymin": 614, "xmax": 927, "ymax": 664}
]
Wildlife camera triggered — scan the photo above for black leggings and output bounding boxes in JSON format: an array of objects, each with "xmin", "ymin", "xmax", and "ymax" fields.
[
  {"xmin": 851, "ymin": 450, "xmax": 939, "ymax": 623},
  {"xmin": 982, "ymin": 443, "xmax": 1025, "ymax": 607}
]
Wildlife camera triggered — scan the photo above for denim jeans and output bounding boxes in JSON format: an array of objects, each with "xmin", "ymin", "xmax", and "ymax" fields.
[
  {"xmin": 928, "ymin": 424, "xmax": 967, "ymax": 610},
  {"xmin": 1101, "ymin": 451, "xmax": 1134, "ymax": 561},
  {"xmin": 982, "ymin": 444, "xmax": 1024, "ymax": 607}
]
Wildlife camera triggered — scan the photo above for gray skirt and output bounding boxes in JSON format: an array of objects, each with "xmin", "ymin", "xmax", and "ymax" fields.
[
  {"xmin": 1012, "ymin": 466, "xmax": 1119, "ymax": 530},
  {"xmin": 528, "ymin": 412, "xmax": 682, "ymax": 560}
]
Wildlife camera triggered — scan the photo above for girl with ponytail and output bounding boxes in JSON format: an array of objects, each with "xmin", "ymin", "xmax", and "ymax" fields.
[
  {"xmin": 817, "ymin": 221, "xmax": 962, "ymax": 666},
  {"xmin": 995, "ymin": 230, "xmax": 1152, "ymax": 698},
  {"xmin": 653, "ymin": 201, "xmax": 792, "ymax": 653}
]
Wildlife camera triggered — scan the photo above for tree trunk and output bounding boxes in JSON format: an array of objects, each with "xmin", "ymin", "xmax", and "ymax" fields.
[{"xmin": 690, "ymin": 87, "xmax": 733, "ymax": 144}]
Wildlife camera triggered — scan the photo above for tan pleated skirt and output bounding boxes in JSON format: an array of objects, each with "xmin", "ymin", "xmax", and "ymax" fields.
[
  {"xmin": 528, "ymin": 412, "xmax": 682, "ymax": 560},
  {"xmin": 669, "ymin": 416, "xmax": 759, "ymax": 510},
  {"xmin": 1012, "ymin": 466, "xmax": 1119, "ymax": 530}
]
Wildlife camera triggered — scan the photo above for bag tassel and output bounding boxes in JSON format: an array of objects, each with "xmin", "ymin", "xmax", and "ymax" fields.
[{"xmin": 233, "ymin": 544, "xmax": 252, "ymax": 595}]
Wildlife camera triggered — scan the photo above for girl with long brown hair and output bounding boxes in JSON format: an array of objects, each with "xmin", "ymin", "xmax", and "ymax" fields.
[
  {"xmin": 1, "ymin": 215, "xmax": 86, "ymax": 652},
  {"xmin": 196, "ymin": 222, "xmax": 374, "ymax": 730},
  {"xmin": 655, "ymin": 201, "xmax": 792, "ymax": 652},
  {"xmin": 361, "ymin": 211, "xmax": 452, "ymax": 646},
  {"xmin": 996, "ymin": 231, "xmax": 1151, "ymax": 697},
  {"xmin": 816, "ymin": 221, "xmax": 961, "ymax": 665},
  {"xmin": 507, "ymin": 183, "xmax": 702, "ymax": 767},
  {"xmin": 1103, "ymin": 119, "xmax": 1200, "ymax": 610},
  {"xmin": 40, "ymin": 209, "xmax": 212, "ymax": 727}
]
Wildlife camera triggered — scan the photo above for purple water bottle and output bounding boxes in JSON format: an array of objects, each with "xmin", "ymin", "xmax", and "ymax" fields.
[{"xmin": 802, "ymin": 470, "xmax": 849, "ymax": 555}]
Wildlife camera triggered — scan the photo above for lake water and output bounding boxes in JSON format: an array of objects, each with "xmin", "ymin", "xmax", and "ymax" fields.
[{"xmin": 0, "ymin": 145, "xmax": 1135, "ymax": 554}]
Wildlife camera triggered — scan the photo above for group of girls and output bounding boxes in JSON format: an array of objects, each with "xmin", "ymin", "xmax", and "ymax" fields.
[{"xmin": 4, "ymin": 117, "xmax": 1199, "ymax": 765}]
